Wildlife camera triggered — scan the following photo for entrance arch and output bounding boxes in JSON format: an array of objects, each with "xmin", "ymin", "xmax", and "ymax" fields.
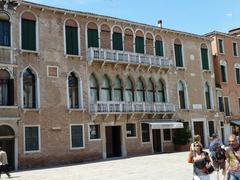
[{"xmin": 0, "ymin": 125, "xmax": 15, "ymax": 170}]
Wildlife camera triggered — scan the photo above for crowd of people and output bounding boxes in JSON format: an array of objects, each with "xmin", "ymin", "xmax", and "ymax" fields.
[{"xmin": 188, "ymin": 133, "xmax": 240, "ymax": 180}]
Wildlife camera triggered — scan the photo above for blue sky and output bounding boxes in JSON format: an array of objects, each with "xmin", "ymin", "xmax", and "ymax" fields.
[{"xmin": 27, "ymin": 0, "xmax": 240, "ymax": 35}]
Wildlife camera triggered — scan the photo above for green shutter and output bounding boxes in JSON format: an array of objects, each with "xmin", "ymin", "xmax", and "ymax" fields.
[
  {"xmin": 201, "ymin": 48, "xmax": 209, "ymax": 70},
  {"xmin": 135, "ymin": 36, "xmax": 144, "ymax": 54},
  {"xmin": 155, "ymin": 40, "xmax": 163, "ymax": 56},
  {"xmin": 66, "ymin": 26, "xmax": 78, "ymax": 55},
  {"xmin": 88, "ymin": 29, "xmax": 99, "ymax": 48},
  {"xmin": 236, "ymin": 68, "xmax": 240, "ymax": 84},
  {"xmin": 113, "ymin": 32, "xmax": 123, "ymax": 50},
  {"xmin": 174, "ymin": 44, "xmax": 183, "ymax": 67},
  {"xmin": 221, "ymin": 65, "xmax": 226, "ymax": 82},
  {"xmin": 22, "ymin": 19, "xmax": 36, "ymax": 51}
]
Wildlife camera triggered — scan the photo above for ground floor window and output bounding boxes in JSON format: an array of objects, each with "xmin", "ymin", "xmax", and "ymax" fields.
[
  {"xmin": 70, "ymin": 124, "xmax": 84, "ymax": 149},
  {"xmin": 126, "ymin": 123, "xmax": 136, "ymax": 137},
  {"xmin": 24, "ymin": 126, "xmax": 40, "ymax": 153},
  {"xmin": 89, "ymin": 124, "xmax": 100, "ymax": 140},
  {"xmin": 141, "ymin": 123, "xmax": 150, "ymax": 142},
  {"xmin": 208, "ymin": 121, "xmax": 215, "ymax": 137},
  {"xmin": 163, "ymin": 129, "xmax": 171, "ymax": 141}
]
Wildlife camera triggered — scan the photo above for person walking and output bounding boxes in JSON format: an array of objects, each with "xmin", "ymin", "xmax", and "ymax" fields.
[
  {"xmin": 0, "ymin": 146, "xmax": 11, "ymax": 178},
  {"xmin": 225, "ymin": 134, "xmax": 240, "ymax": 180},
  {"xmin": 192, "ymin": 141, "xmax": 212, "ymax": 180}
]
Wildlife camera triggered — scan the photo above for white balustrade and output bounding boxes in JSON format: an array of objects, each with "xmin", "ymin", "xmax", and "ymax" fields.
[{"xmin": 87, "ymin": 47, "xmax": 173, "ymax": 67}]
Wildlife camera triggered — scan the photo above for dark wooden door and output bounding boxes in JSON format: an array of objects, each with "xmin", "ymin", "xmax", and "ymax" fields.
[
  {"xmin": 152, "ymin": 129, "xmax": 162, "ymax": 153},
  {"xmin": 0, "ymin": 138, "xmax": 14, "ymax": 170},
  {"xmin": 105, "ymin": 126, "xmax": 121, "ymax": 158},
  {"xmin": 193, "ymin": 122, "xmax": 205, "ymax": 146}
]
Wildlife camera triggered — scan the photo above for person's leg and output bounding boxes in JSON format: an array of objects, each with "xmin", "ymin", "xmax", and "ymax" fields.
[
  {"xmin": 3, "ymin": 165, "xmax": 10, "ymax": 177},
  {"xmin": 229, "ymin": 172, "xmax": 238, "ymax": 180}
]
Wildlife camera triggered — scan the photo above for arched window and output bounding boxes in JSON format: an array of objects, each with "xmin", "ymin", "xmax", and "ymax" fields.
[
  {"xmin": 125, "ymin": 77, "xmax": 134, "ymax": 102},
  {"xmin": 23, "ymin": 68, "xmax": 36, "ymax": 108},
  {"xmin": 135, "ymin": 30, "xmax": 144, "ymax": 54},
  {"xmin": 146, "ymin": 79, "xmax": 155, "ymax": 102},
  {"xmin": 145, "ymin": 32, "xmax": 154, "ymax": 55},
  {"xmin": 87, "ymin": 22, "xmax": 99, "ymax": 48},
  {"xmin": 124, "ymin": 28, "xmax": 134, "ymax": 52},
  {"xmin": 0, "ymin": 69, "xmax": 13, "ymax": 106},
  {"xmin": 201, "ymin": 43, "xmax": 209, "ymax": 70},
  {"xmin": 220, "ymin": 60, "xmax": 227, "ymax": 82},
  {"xmin": 112, "ymin": 26, "xmax": 123, "ymax": 51},
  {"xmin": 156, "ymin": 80, "xmax": 165, "ymax": 102},
  {"xmin": 234, "ymin": 63, "xmax": 240, "ymax": 84},
  {"xmin": 89, "ymin": 74, "xmax": 99, "ymax": 102},
  {"xmin": 21, "ymin": 12, "xmax": 36, "ymax": 51},
  {"xmin": 174, "ymin": 39, "xmax": 183, "ymax": 67},
  {"xmin": 0, "ymin": 13, "xmax": 10, "ymax": 46},
  {"xmin": 68, "ymin": 72, "xmax": 79, "ymax": 108},
  {"xmin": 155, "ymin": 35, "xmax": 164, "ymax": 56},
  {"xmin": 178, "ymin": 81, "xmax": 187, "ymax": 109},
  {"xmin": 101, "ymin": 75, "xmax": 111, "ymax": 101},
  {"xmin": 65, "ymin": 19, "xmax": 79, "ymax": 55},
  {"xmin": 113, "ymin": 76, "xmax": 123, "ymax": 101},
  {"xmin": 136, "ymin": 78, "xmax": 145, "ymax": 102},
  {"xmin": 204, "ymin": 83, "xmax": 211, "ymax": 109}
]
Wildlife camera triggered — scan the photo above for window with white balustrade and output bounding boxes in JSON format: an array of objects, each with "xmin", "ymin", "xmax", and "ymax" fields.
[
  {"xmin": 101, "ymin": 75, "xmax": 111, "ymax": 101},
  {"xmin": 156, "ymin": 80, "xmax": 165, "ymax": 102},
  {"xmin": 125, "ymin": 77, "xmax": 134, "ymax": 102},
  {"xmin": 146, "ymin": 79, "xmax": 155, "ymax": 102},
  {"xmin": 113, "ymin": 76, "xmax": 123, "ymax": 101},
  {"xmin": 89, "ymin": 74, "xmax": 99, "ymax": 102},
  {"xmin": 68, "ymin": 72, "xmax": 79, "ymax": 108},
  {"xmin": 136, "ymin": 78, "xmax": 145, "ymax": 102}
]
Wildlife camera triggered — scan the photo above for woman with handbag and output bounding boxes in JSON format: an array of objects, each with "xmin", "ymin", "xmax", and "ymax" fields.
[{"xmin": 192, "ymin": 142, "xmax": 213, "ymax": 180}]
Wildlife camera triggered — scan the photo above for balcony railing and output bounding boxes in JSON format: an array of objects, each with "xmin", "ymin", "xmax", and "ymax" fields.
[
  {"xmin": 87, "ymin": 47, "xmax": 173, "ymax": 68},
  {"xmin": 89, "ymin": 101, "xmax": 176, "ymax": 113}
]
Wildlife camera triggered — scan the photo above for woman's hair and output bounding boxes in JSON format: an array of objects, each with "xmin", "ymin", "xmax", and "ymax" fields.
[{"xmin": 193, "ymin": 135, "xmax": 201, "ymax": 142}]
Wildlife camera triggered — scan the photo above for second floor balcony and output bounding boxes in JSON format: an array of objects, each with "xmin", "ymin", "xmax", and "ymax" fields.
[
  {"xmin": 87, "ymin": 47, "xmax": 173, "ymax": 69},
  {"xmin": 89, "ymin": 101, "xmax": 177, "ymax": 114}
]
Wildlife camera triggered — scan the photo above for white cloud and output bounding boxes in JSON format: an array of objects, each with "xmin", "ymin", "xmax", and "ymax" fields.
[{"xmin": 226, "ymin": 12, "xmax": 233, "ymax": 17}]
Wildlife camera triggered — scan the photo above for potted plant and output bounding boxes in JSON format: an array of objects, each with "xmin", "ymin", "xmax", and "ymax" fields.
[{"xmin": 173, "ymin": 126, "xmax": 192, "ymax": 152}]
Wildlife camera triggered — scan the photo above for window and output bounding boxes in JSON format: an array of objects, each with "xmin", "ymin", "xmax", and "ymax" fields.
[
  {"xmin": 238, "ymin": 98, "xmax": 240, "ymax": 112},
  {"xmin": 24, "ymin": 126, "xmax": 40, "ymax": 152},
  {"xmin": 223, "ymin": 97, "xmax": 230, "ymax": 116},
  {"xmin": 141, "ymin": 123, "xmax": 150, "ymax": 142},
  {"xmin": 0, "ymin": 13, "xmax": 10, "ymax": 46},
  {"xmin": 89, "ymin": 124, "xmax": 100, "ymax": 140},
  {"xmin": 235, "ymin": 64, "xmax": 240, "ymax": 84},
  {"xmin": 233, "ymin": 42, "xmax": 238, "ymax": 57},
  {"xmin": 218, "ymin": 97, "xmax": 224, "ymax": 112},
  {"xmin": 204, "ymin": 83, "xmax": 211, "ymax": 109},
  {"xmin": 156, "ymin": 80, "xmax": 165, "ymax": 102},
  {"xmin": 135, "ymin": 36, "xmax": 144, "ymax": 54},
  {"xmin": 65, "ymin": 19, "xmax": 79, "ymax": 55},
  {"xmin": 178, "ymin": 81, "xmax": 187, "ymax": 109},
  {"xmin": 218, "ymin": 39, "xmax": 224, "ymax": 54},
  {"xmin": 126, "ymin": 123, "xmax": 136, "ymax": 137},
  {"xmin": 163, "ymin": 129, "xmax": 171, "ymax": 141},
  {"xmin": 68, "ymin": 72, "xmax": 79, "ymax": 108},
  {"xmin": 136, "ymin": 78, "xmax": 145, "ymax": 102},
  {"xmin": 101, "ymin": 75, "xmax": 111, "ymax": 101},
  {"xmin": 201, "ymin": 44, "xmax": 209, "ymax": 70},
  {"xmin": 208, "ymin": 121, "xmax": 215, "ymax": 137},
  {"xmin": 125, "ymin": 77, "xmax": 134, "ymax": 102},
  {"xmin": 155, "ymin": 39, "xmax": 164, "ymax": 56},
  {"xmin": 21, "ymin": 12, "xmax": 36, "ymax": 51},
  {"xmin": 220, "ymin": 60, "xmax": 227, "ymax": 82},
  {"xmin": 23, "ymin": 68, "xmax": 36, "ymax": 108},
  {"xmin": 112, "ymin": 32, "xmax": 123, "ymax": 51},
  {"xmin": 87, "ymin": 25, "xmax": 99, "ymax": 48},
  {"xmin": 174, "ymin": 39, "xmax": 183, "ymax": 67},
  {"xmin": 70, "ymin": 124, "xmax": 84, "ymax": 149},
  {"xmin": 146, "ymin": 79, "xmax": 155, "ymax": 102},
  {"xmin": 89, "ymin": 74, "xmax": 99, "ymax": 102},
  {"xmin": 113, "ymin": 76, "xmax": 123, "ymax": 101},
  {"xmin": 0, "ymin": 70, "xmax": 14, "ymax": 106}
]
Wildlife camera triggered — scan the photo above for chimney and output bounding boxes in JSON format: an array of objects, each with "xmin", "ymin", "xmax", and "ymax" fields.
[
  {"xmin": 157, "ymin": 20, "xmax": 162, "ymax": 28},
  {"xmin": 229, "ymin": 27, "xmax": 240, "ymax": 37}
]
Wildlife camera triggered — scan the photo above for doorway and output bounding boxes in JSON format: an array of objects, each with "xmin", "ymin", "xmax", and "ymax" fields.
[
  {"xmin": 193, "ymin": 121, "xmax": 205, "ymax": 146},
  {"xmin": 0, "ymin": 125, "xmax": 15, "ymax": 170},
  {"xmin": 105, "ymin": 126, "xmax": 122, "ymax": 158},
  {"xmin": 152, "ymin": 129, "xmax": 162, "ymax": 153}
]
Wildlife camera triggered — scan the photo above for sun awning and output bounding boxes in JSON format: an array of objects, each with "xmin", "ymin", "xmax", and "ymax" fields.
[
  {"xmin": 142, "ymin": 120, "xmax": 183, "ymax": 129},
  {"xmin": 230, "ymin": 120, "xmax": 240, "ymax": 126}
]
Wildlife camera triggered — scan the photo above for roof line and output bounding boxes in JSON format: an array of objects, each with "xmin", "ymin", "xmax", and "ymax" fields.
[
  {"xmin": 22, "ymin": 1, "xmax": 211, "ymax": 41},
  {"xmin": 205, "ymin": 31, "xmax": 240, "ymax": 40}
]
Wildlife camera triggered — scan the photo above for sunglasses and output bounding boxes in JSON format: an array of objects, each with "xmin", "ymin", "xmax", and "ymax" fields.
[{"xmin": 194, "ymin": 144, "xmax": 201, "ymax": 147}]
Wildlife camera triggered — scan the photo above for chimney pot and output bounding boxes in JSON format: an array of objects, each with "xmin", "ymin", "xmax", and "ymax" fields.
[{"xmin": 157, "ymin": 20, "xmax": 162, "ymax": 28}]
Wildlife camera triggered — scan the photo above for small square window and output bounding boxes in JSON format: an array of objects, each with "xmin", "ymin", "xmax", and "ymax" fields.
[
  {"xmin": 70, "ymin": 125, "xmax": 84, "ymax": 148},
  {"xmin": 141, "ymin": 123, "xmax": 150, "ymax": 143},
  {"xmin": 47, "ymin": 66, "xmax": 58, "ymax": 78},
  {"xmin": 126, "ymin": 123, "xmax": 136, "ymax": 137},
  {"xmin": 89, "ymin": 125, "xmax": 100, "ymax": 139},
  {"xmin": 24, "ymin": 126, "xmax": 40, "ymax": 153}
]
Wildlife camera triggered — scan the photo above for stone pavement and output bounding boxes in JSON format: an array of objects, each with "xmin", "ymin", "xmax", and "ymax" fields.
[{"xmin": 1, "ymin": 151, "xmax": 224, "ymax": 180}]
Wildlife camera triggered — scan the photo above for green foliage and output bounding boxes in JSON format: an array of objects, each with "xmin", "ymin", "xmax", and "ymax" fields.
[{"xmin": 173, "ymin": 127, "xmax": 192, "ymax": 145}]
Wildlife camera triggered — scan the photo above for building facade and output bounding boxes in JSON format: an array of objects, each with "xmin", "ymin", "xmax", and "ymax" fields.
[
  {"xmin": 0, "ymin": 1, "xmax": 219, "ymax": 169},
  {"xmin": 207, "ymin": 29, "xmax": 240, "ymax": 144}
]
